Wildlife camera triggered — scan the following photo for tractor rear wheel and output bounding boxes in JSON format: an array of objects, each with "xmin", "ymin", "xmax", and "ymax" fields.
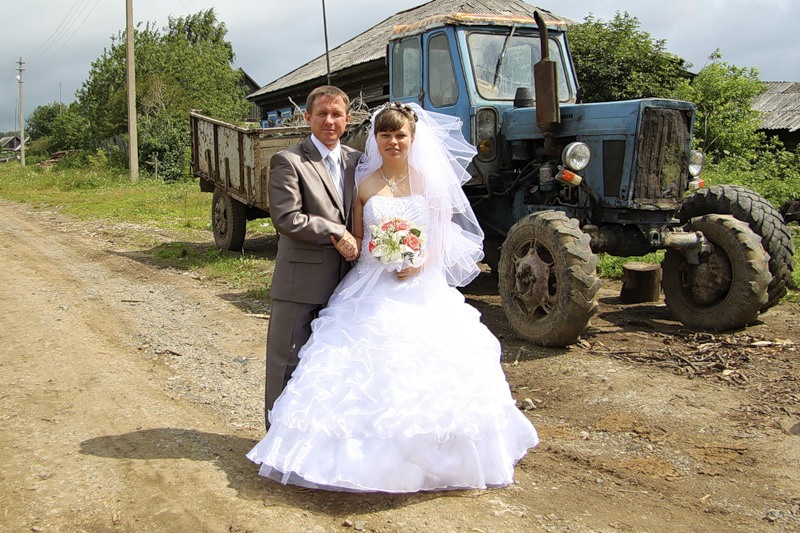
[
  {"xmin": 661, "ymin": 214, "xmax": 770, "ymax": 330},
  {"xmin": 678, "ymin": 185, "xmax": 794, "ymax": 310}
]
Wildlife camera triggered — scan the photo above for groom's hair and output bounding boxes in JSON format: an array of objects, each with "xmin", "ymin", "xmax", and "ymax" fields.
[{"xmin": 306, "ymin": 86, "xmax": 350, "ymax": 114}]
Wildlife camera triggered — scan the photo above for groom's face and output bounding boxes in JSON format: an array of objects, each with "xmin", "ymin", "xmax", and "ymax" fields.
[{"xmin": 305, "ymin": 96, "xmax": 350, "ymax": 150}]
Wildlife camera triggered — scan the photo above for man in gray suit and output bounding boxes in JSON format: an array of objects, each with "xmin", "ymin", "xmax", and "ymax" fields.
[{"xmin": 265, "ymin": 85, "xmax": 362, "ymax": 428}]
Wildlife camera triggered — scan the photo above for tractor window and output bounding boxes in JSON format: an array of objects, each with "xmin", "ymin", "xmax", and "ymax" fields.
[
  {"xmin": 392, "ymin": 37, "xmax": 421, "ymax": 99},
  {"xmin": 427, "ymin": 33, "xmax": 458, "ymax": 107},
  {"xmin": 467, "ymin": 31, "xmax": 570, "ymax": 101}
]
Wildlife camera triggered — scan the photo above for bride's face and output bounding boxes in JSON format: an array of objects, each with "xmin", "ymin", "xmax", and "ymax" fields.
[{"xmin": 376, "ymin": 122, "xmax": 413, "ymax": 164}]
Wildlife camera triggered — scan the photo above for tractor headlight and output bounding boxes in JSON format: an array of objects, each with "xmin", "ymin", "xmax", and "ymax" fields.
[
  {"xmin": 561, "ymin": 142, "xmax": 591, "ymax": 171},
  {"xmin": 689, "ymin": 150, "xmax": 705, "ymax": 177}
]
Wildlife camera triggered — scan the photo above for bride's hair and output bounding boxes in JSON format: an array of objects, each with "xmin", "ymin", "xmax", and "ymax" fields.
[{"xmin": 373, "ymin": 103, "xmax": 418, "ymax": 136}]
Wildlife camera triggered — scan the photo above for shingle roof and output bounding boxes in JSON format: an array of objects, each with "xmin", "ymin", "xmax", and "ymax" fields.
[
  {"xmin": 753, "ymin": 82, "xmax": 800, "ymax": 133},
  {"xmin": 248, "ymin": 0, "xmax": 568, "ymax": 99}
]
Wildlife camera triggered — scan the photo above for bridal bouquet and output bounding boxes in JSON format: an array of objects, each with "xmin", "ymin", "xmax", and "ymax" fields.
[{"xmin": 368, "ymin": 218, "xmax": 426, "ymax": 268}]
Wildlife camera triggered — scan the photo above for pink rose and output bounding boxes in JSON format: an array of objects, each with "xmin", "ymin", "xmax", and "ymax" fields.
[
  {"xmin": 404, "ymin": 233, "xmax": 421, "ymax": 251},
  {"xmin": 369, "ymin": 240, "xmax": 376, "ymax": 253},
  {"xmin": 393, "ymin": 219, "xmax": 410, "ymax": 231}
]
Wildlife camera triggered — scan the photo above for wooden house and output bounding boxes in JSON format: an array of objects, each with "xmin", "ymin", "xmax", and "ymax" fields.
[
  {"xmin": 753, "ymin": 81, "xmax": 800, "ymax": 151},
  {"xmin": 239, "ymin": 69, "xmax": 263, "ymax": 124}
]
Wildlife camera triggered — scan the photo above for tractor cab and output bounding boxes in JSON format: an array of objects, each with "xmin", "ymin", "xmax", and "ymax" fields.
[{"xmin": 388, "ymin": 13, "xmax": 578, "ymax": 151}]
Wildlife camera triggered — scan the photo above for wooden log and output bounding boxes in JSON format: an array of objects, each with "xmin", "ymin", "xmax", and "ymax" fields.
[{"xmin": 620, "ymin": 261, "xmax": 662, "ymax": 303}]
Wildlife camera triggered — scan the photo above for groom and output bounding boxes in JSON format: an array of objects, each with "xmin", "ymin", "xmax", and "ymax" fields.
[{"xmin": 264, "ymin": 85, "xmax": 362, "ymax": 428}]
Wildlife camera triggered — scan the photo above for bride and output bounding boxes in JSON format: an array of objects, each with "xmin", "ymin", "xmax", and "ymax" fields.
[{"xmin": 247, "ymin": 102, "xmax": 538, "ymax": 492}]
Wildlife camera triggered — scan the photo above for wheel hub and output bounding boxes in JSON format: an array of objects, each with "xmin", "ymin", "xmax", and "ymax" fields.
[
  {"xmin": 214, "ymin": 198, "xmax": 229, "ymax": 236},
  {"xmin": 513, "ymin": 247, "xmax": 552, "ymax": 313},
  {"xmin": 691, "ymin": 250, "xmax": 732, "ymax": 305}
]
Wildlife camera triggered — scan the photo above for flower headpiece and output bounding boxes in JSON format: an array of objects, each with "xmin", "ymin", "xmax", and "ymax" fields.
[{"xmin": 380, "ymin": 101, "xmax": 419, "ymax": 123}]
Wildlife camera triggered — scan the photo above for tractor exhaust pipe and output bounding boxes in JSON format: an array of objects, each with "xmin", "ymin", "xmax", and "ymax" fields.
[{"xmin": 533, "ymin": 11, "xmax": 560, "ymax": 132}]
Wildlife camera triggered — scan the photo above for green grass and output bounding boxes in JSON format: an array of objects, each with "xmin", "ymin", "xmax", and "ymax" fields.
[
  {"xmin": 0, "ymin": 162, "xmax": 274, "ymax": 299},
  {"xmin": 0, "ymin": 160, "xmax": 796, "ymax": 302},
  {"xmin": 597, "ymin": 251, "xmax": 665, "ymax": 279},
  {"xmin": 0, "ymin": 162, "xmax": 209, "ymax": 229}
]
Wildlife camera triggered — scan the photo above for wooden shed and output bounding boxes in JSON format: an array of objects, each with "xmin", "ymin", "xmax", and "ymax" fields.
[{"xmin": 0, "ymin": 135, "xmax": 23, "ymax": 153}]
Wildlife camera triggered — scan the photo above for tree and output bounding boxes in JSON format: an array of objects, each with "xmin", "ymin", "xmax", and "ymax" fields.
[
  {"xmin": 76, "ymin": 23, "xmax": 163, "ymax": 146},
  {"xmin": 567, "ymin": 12, "xmax": 689, "ymax": 103},
  {"xmin": 74, "ymin": 8, "xmax": 249, "ymax": 179},
  {"xmin": 49, "ymin": 103, "xmax": 91, "ymax": 151},
  {"xmin": 26, "ymin": 102, "xmax": 67, "ymax": 141},
  {"xmin": 673, "ymin": 50, "xmax": 766, "ymax": 160}
]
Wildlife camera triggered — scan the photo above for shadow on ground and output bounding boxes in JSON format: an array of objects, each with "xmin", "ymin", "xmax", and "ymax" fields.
[{"xmin": 80, "ymin": 428, "xmax": 463, "ymax": 515}]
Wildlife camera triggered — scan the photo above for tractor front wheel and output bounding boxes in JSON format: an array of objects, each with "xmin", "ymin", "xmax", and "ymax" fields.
[{"xmin": 498, "ymin": 211, "xmax": 600, "ymax": 347}]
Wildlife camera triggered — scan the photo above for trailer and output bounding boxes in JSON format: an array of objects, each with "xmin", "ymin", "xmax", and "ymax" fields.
[{"xmin": 190, "ymin": 110, "xmax": 308, "ymax": 250}]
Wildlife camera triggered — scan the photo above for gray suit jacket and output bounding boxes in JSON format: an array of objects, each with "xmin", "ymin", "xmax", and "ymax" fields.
[{"xmin": 267, "ymin": 136, "xmax": 362, "ymax": 304}]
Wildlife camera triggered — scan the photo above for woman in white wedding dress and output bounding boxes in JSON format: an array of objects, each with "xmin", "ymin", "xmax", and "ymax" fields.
[{"xmin": 247, "ymin": 102, "xmax": 538, "ymax": 492}]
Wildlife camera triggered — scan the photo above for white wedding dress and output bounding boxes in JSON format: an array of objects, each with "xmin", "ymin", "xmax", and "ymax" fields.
[{"xmin": 247, "ymin": 194, "xmax": 539, "ymax": 492}]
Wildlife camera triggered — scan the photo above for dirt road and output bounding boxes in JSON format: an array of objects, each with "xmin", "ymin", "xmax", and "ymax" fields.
[{"xmin": 1, "ymin": 198, "xmax": 798, "ymax": 532}]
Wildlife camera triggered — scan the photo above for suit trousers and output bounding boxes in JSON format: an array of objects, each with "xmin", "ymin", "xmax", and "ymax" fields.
[{"xmin": 265, "ymin": 298, "xmax": 323, "ymax": 428}]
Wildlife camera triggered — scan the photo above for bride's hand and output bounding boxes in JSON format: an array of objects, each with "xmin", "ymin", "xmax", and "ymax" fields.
[{"xmin": 396, "ymin": 265, "xmax": 421, "ymax": 280}]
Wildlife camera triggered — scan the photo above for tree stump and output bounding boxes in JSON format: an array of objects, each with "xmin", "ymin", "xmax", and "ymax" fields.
[{"xmin": 620, "ymin": 262, "xmax": 662, "ymax": 303}]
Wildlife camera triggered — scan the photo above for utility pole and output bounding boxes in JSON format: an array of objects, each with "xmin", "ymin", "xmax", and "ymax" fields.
[
  {"xmin": 322, "ymin": 0, "xmax": 331, "ymax": 85},
  {"xmin": 125, "ymin": 0, "xmax": 139, "ymax": 181},
  {"xmin": 16, "ymin": 57, "xmax": 25, "ymax": 167}
]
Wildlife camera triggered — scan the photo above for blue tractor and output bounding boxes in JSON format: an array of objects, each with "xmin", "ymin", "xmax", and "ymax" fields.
[{"xmin": 385, "ymin": 11, "xmax": 794, "ymax": 346}]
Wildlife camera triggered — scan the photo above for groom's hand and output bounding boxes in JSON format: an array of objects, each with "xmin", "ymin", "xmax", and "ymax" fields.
[{"xmin": 331, "ymin": 231, "xmax": 359, "ymax": 261}]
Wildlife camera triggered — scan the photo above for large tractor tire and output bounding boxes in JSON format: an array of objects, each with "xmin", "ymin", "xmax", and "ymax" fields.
[
  {"xmin": 498, "ymin": 211, "xmax": 600, "ymax": 347},
  {"xmin": 661, "ymin": 214, "xmax": 770, "ymax": 330},
  {"xmin": 678, "ymin": 184, "xmax": 794, "ymax": 310},
  {"xmin": 212, "ymin": 188, "xmax": 247, "ymax": 251}
]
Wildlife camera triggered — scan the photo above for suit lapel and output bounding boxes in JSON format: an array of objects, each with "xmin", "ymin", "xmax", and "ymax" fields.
[
  {"xmin": 302, "ymin": 137, "xmax": 344, "ymax": 216},
  {"xmin": 342, "ymin": 147, "xmax": 358, "ymax": 225}
]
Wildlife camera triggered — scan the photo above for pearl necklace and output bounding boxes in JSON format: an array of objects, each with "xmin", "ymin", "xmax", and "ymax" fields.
[{"xmin": 380, "ymin": 168, "xmax": 409, "ymax": 193}]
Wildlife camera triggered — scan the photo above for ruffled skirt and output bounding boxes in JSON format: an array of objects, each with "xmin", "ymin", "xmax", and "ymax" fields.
[{"xmin": 247, "ymin": 266, "xmax": 538, "ymax": 492}]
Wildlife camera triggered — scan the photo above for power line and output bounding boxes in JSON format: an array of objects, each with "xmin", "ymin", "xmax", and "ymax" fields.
[
  {"xmin": 35, "ymin": 0, "xmax": 84, "ymax": 55},
  {"xmin": 176, "ymin": 0, "xmax": 193, "ymax": 15},
  {"xmin": 48, "ymin": 0, "xmax": 103, "ymax": 59},
  {"xmin": 36, "ymin": 0, "xmax": 92, "ymax": 57}
]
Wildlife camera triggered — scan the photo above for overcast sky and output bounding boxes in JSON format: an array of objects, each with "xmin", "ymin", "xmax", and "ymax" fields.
[{"xmin": 3, "ymin": 0, "xmax": 798, "ymax": 133}]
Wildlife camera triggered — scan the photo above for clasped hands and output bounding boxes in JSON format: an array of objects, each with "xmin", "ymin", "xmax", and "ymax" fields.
[{"xmin": 331, "ymin": 231, "xmax": 359, "ymax": 261}]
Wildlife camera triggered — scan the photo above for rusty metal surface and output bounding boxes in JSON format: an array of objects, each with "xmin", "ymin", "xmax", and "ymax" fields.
[
  {"xmin": 216, "ymin": 127, "xmax": 242, "ymax": 191},
  {"xmin": 194, "ymin": 118, "xmax": 216, "ymax": 181},
  {"xmin": 634, "ymin": 108, "xmax": 690, "ymax": 208},
  {"xmin": 190, "ymin": 112, "xmax": 307, "ymax": 211},
  {"xmin": 533, "ymin": 10, "xmax": 560, "ymax": 132}
]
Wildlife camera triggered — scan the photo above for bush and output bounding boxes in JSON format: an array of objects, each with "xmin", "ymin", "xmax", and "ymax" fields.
[{"xmin": 703, "ymin": 142, "xmax": 800, "ymax": 209}]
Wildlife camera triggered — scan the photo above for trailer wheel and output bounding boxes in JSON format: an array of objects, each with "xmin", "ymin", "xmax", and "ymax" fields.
[
  {"xmin": 212, "ymin": 188, "xmax": 247, "ymax": 251},
  {"xmin": 661, "ymin": 214, "xmax": 770, "ymax": 330},
  {"xmin": 498, "ymin": 211, "xmax": 600, "ymax": 347},
  {"xmin": 678, "ymin": 184, "xmax": 794, "ymax": 310}
]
